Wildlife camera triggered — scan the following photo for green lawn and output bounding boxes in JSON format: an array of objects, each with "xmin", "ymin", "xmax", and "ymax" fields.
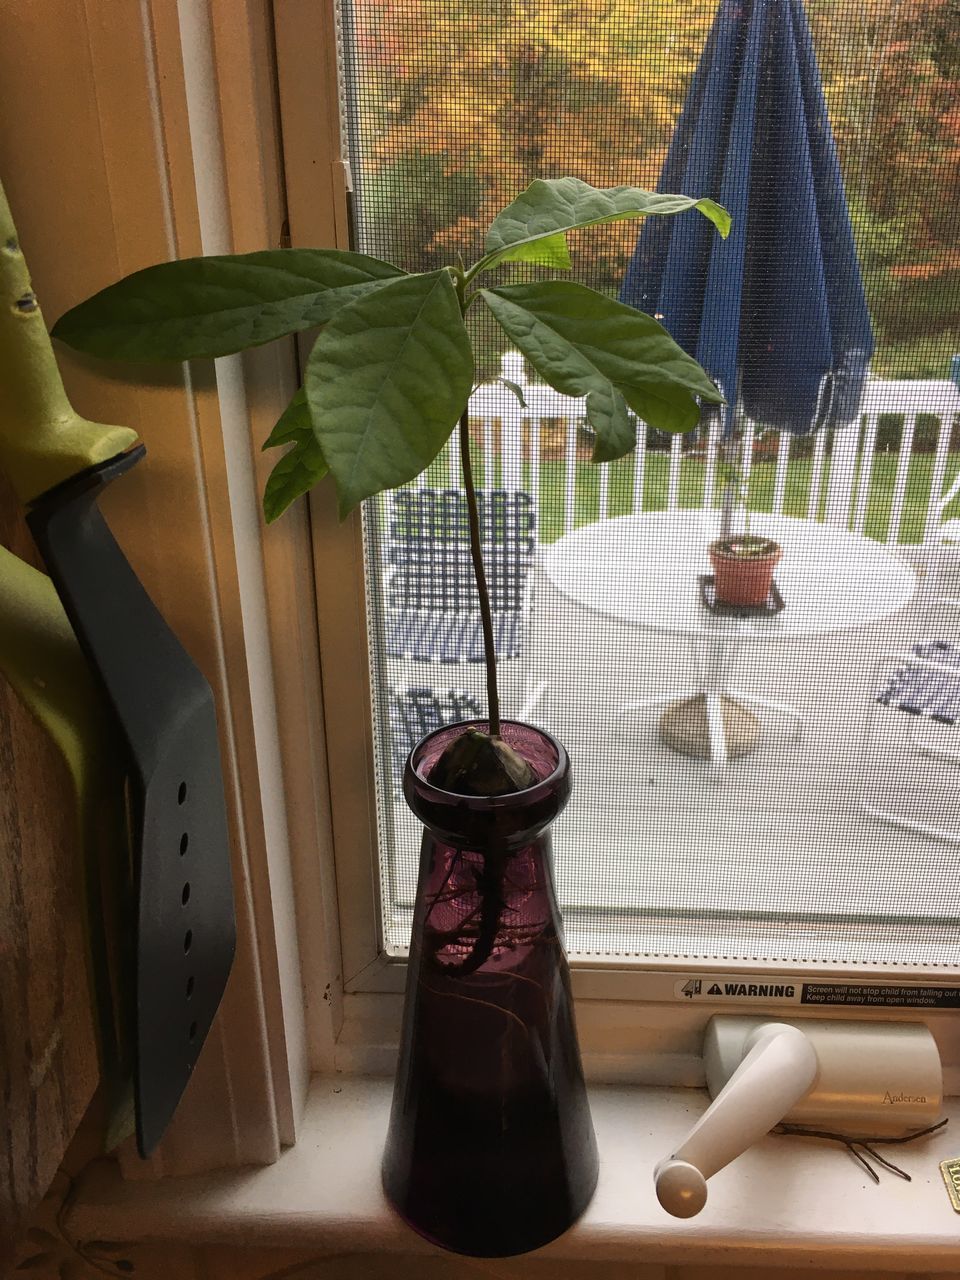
[{"xmin": 421, "ymin": 449, "xmax": 960, "ymax": 546}]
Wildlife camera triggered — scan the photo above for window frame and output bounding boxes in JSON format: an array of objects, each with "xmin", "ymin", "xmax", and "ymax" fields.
[
  {"xmin": 273, "ymin": 0, "xmax": 960, "ymax": 1092},
  {"xmin": 17, "ymin": 0, "xmax": 954, "ymax": 1185}
]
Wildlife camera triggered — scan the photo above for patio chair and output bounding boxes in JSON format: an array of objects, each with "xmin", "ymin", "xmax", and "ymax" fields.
[
  {"xmin": 383, "ymin": 487, "xmax": 545, "ymax": 717},
  {"xmin": 932, "ymin": 511, "xmax": 960, "ymax": 605},
  {"xmin": 860, "ymin": 612, "xmax": 960, "ymax": 844}
]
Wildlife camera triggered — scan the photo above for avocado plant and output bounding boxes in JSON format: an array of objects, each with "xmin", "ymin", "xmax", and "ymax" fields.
[{"xmin": 53, "ymin": 178, "xmax": 729, "ymax": 792}]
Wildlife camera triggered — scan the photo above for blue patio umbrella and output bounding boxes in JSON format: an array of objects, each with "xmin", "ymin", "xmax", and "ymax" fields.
[{"xmin": 620, "ymin": 0, "xmax": 873, "ymax": 437}]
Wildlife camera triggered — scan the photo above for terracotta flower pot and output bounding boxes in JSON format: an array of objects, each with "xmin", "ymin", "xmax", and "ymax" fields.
[{"xmin": 709, "ymin": 536, "xmax": 782, "ymax": 607}]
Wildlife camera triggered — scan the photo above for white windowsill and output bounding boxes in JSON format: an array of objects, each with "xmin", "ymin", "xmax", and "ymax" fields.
[{"xmin": 67, "ymin": 1078, "xmax": 960, "ymax": 1271}]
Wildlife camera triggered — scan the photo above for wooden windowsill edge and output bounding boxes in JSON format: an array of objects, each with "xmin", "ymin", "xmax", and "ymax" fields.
[{"xmin": 67, "ymin": 1079, "xmax": 960, "ymax": 1271}]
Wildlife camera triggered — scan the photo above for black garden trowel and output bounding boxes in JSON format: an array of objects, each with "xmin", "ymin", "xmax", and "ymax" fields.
[{"xmin": 0, "ymin": 180, "xmax": 235, "ymax": 1157}]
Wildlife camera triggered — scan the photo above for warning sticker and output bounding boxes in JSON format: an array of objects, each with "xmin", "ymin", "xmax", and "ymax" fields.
[
  {"xmin": 674, "ymin": 976, "xmax": 801, "ymax": 1003},
  {"xmin": 800, "ymin": 983, "xmax": 960, "ymax": 1010},
  {"xmin": 673, "ymin": 976, "xmax": 960, "ymax": 1009}
]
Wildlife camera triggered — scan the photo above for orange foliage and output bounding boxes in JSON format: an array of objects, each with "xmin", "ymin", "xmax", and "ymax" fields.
[{"xmin": 349, "ymin": 0, "xmax": 960, "ymax": 326}]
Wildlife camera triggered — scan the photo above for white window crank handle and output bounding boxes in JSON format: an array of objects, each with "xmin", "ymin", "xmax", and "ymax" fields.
[{"xmin": 654, "ymin": 1022, "xmax": 818, "ymax": 1218}]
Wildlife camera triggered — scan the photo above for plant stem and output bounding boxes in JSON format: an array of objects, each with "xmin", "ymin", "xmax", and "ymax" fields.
[{"xmin": 458, "ymin": 406, "xmax": 501, "ymax": 735}]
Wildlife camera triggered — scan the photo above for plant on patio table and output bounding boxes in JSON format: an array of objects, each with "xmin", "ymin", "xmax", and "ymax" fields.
[
  {"xmin": 714, "ymin": 456, "xmax": 779, "ymax": 557},
  {"xmin": 53, "ymin": 177, "xmax": 728, "ymax": 791},
  {"xmin": 710, "ymin": 452, "xmax": 781, "ymax": 608}
]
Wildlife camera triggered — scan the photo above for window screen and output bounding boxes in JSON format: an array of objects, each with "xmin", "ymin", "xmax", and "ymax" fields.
[{"xmin": 339, "ymin": 0, "xmax": 960, "ymax": 968}]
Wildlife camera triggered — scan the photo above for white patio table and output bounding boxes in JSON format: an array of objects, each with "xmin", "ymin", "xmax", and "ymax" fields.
[{"xmin": 542, "ymin": 510, "xmax": 918, "ymax": 765}]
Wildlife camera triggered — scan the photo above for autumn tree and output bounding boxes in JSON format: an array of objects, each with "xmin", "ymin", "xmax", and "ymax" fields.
[
  {"xmin": 807, "ymin": 0, "xmax": 959, "ymax": 373},
  {"xmin": 350, "ymin": 0, "xmax": 959, "ymax": 376},
  {"xmin": 351, "ymin": 0, "xmax": 714, "ymax": 281}
]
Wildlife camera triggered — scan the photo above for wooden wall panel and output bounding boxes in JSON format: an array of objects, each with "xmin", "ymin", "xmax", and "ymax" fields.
[
  {"xmin": 0, "ymin": 0, "xmax": 301, "ymax": 1180},
  {"xmin": 0, "ymin": 478, "xmax": 99, "ymax": 1268}
]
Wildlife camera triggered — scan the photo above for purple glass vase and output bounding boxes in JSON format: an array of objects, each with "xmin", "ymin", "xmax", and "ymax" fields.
[{"xmin": 382, "ymin": 720, "xmax": 598, "ymax": 1257}]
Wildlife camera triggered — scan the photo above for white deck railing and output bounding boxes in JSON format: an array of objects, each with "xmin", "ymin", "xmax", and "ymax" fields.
[{"xmin": 422, "ymin": 352, "xmax": 960, "ymax": 546}]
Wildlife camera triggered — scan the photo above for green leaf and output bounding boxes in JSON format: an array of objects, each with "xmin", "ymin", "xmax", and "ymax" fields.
[
  {"xmin": 689, "ymin": 197, "xmax": 730, "ymax": 237},
  {"xmin": 263, "ymin": 434, "xmax": 328, "ymax": 523},
  {"xmin": 481, "ymin": 282, "xmax": 723, "ymax": 459},
  {"xmin": 263, "ymin": 386, "xmax": 309, "ymax": 449},
  {"xmin": 478, "ymin": 178, "xmax": 730, "ymax": 273},
  {"xmin": 260, "ymin": 386, "xmax": 328, "ymax": 519},
  {"xmin": 52, "ymin": 249, "xmax": 406, "ymax": 360},
  {"xmin": 492, "ymin": 231, "xmax": 572, "ymax": 271},
  {"xmin": 496, "ymin": 377, "xmax": 527, "ymax": 410},
  {"xmin": 306, "ymin": 269, "xmax": 473, "ymax": 515}
]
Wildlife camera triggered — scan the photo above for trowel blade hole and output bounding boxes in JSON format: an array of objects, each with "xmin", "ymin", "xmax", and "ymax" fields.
[
  {"xmin": 188, "ymin": 1021, "xmax": 197, "ymax": 1042},
  {"xmin": 179, "ymin": 832, "xmax": 189, "ymax": 855},
  {"xmin": 186, "ymin": 975, "xmax": 194, "ymax": 999},
  {"xmin": 178, "ymin": 782, "xmax": 187, "ymax": 805},
  {"xmin": 184, "ymin": 929, "xmax": 192, "ymax": 954},
  {"xmin": 182, "ymin": 882, "xmax": 190, "ymax": 906}
]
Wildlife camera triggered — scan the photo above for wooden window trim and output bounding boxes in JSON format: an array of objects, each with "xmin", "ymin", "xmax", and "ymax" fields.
[{"xmin": 0, "ymin": 0, "xmax": 342, "ymax": 1178}]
